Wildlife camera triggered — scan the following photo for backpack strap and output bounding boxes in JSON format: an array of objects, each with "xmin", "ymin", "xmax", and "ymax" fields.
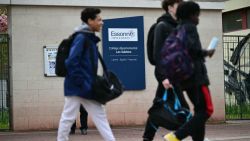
[
  {"xmin": 73, "ymin": 31, "xmax": 109, "ymax": 78},
  {"xmin": 97, "ymin": 51, "xmax": 108, "ymax": 74}
]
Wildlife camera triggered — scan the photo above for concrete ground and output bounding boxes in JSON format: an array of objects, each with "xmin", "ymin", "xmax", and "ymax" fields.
[{"xmin": 1, "ymin": 121, "xmax": 250, "ymax": 141}]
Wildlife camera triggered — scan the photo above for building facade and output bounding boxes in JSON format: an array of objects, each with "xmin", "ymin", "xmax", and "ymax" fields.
[
  {"xmin": 0, "ymin": 0, "xmax": 225, "ymax": 130},
  {"xmin": 223, "ymin": 0, "xmax": 250, "ymax": 35}
]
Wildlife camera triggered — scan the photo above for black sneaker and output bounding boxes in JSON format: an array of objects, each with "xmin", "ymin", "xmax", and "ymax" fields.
[{"xmin": 80, "ymin": 129, "xmax": 87, "ymax": 135}]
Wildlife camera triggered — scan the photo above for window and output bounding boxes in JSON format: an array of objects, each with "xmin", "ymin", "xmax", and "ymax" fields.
[
  {"xmin": 223, "ymin": 7, "xmax": 250, "ymax": 32},
  {"xmin": 247, "ymin": 9, "xmax": 250, "ymax": 28},
  {"xmin": 223, "ymin": 11, "xmax": 242, "ymax": 32}
]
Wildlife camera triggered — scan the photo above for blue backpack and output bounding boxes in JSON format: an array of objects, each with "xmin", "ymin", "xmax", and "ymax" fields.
[{"xmin": 159, "ymin": 26, "xmax": 194, "ymax": 84}]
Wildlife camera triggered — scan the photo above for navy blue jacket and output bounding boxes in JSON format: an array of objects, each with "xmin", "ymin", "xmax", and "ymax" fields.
[{"xmin": 64, "ymin": 30, "xmax": 100, "ymax": 99}]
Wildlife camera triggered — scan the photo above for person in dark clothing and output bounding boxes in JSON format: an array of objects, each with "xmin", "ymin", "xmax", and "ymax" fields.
[
  {"xmin": 70, "ymin": 105, "xmax": 88, "ymax": 135},
  {"xmin": 163, "ymin": 1, "xmax": 214, "ymax": 141},
  {"xmin": 143, "ymin": 0, "xmax": 189, "ymax": 141}
]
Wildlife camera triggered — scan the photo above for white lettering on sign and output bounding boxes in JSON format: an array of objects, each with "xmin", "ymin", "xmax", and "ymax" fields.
[{"xmin": 108, "ymin": 28, "xmax": 138, "ymax": 41}]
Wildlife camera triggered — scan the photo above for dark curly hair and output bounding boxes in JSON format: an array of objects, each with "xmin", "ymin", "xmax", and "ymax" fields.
[
  {"xmin": 162, "ymin": 0, "xmax": 183, "ymax": 12},
  {"xmin": 81, "ymin": 8, "xmax": 101, "ymax": 23},
  {"xmin": 176, "ymin": 1, "xmax": 200, "ymax": 20}
]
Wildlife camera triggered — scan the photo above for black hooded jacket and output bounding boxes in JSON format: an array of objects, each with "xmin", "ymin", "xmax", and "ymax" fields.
[
  {"xmin": 154, "ymin": 13, "xmax": 178, "ymax": 82},
  {"xmin": 154, "ymin": 14, "xmax": 210, "ymax": 88},
  {"xmin": 179, "ymin": 20, "xmax": 210, "ymax": 88}
]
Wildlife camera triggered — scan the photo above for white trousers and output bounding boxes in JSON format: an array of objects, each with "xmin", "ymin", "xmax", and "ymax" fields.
[{"xmin": 57, "ymin": 96, "xmax": 115, "ymax": 141}]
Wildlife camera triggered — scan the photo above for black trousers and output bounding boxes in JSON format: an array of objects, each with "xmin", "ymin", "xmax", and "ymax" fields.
[
  {"xmin": 175, "ymin": 85, "xmax": 213, "ymax": 141},
  {"xmin": 143, "ymin": 83, "xmax": 189, "ymax": 141},
  {"xmin": 71, "ymin": 105, "xmax": 88, "ymax": 131}
]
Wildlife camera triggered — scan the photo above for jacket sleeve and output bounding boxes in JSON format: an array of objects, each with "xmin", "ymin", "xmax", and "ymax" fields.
[
  {"xmin": 65, "ymin": 34, "xmax": 86, "ymax": 86},
  {"xmin": 153, "ymin": 22, "xmax": 173, "ymax": 66},
  {"xmin": 185, "ymin": 24, "xmax": 208, "ymax": 58},
  {"xmin": 154, "ymin": 22, "xmax": 173, "ymax": 81}
]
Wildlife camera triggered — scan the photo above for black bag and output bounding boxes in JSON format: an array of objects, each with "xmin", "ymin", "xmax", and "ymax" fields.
[
  {"xmin": 147, "ymin": 23, "xmax": 157, "ymax": 65},
  {"xmin": 55, "ymin": 32, "xmax": 85, "ymax": 77},
  {"xmin": 148, "ymin": 89, "xmax": 192, "ymax": 130},
  {"xmin": 92, "ymin": 52, "xmax": 124, "ymax": 104}
]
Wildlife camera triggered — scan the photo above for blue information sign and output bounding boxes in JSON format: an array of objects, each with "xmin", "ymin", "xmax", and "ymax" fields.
[{"xmin": 102, "ymin": 16, "xmax": 145, "ymax": 90}]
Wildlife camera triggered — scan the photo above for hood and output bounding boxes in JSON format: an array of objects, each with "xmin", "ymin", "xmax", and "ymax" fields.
[
  {"xmin": 156, "ymin": 12, "xmax": 177, "ymax": 26},
  {"xmin": 74, "ymin": 22, "xmax": 94, "ymax": 34},
  {"xmin": 74, "ymin": 22, "xmax": 100, "ymax": 43}
]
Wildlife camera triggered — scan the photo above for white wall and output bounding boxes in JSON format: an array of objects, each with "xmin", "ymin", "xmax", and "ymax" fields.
[
  {"xmin": 1, "ymin": 0, "xmax": 224, "ymax": 9},
  {"xmin": 223, "ymin": 0, "xmax": 250, "ymax": 12},
  {"xmin": 224, "ymin": 29, "xmax": 250, "ymax": 36}
]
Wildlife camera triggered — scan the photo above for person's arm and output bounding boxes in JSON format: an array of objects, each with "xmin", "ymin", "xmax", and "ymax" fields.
[
  {"xmin": 185, "ymin": 24, "xmax": 210, "ymax": 58},
  {"xmin": 154, "ymin": 22, "xmax": 173, "ymax": 82},
  {"xmin": 153, "ymin": 22, "xmax": 173, "ymax": 66},
  {"xmin": 65, "ymin": 34, "xmax": 86, "ymax": 86}
]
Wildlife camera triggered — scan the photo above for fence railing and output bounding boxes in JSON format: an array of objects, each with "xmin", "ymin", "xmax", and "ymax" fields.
[
  {"xmin": 0, "ymin": 33, "xmax": 10, "ymax": 130},
  {"xmin": 223, "ymin": 35, "xmax": 250, "ymax": 120}
]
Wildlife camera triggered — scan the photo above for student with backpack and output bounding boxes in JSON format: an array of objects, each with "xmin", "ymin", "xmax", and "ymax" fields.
[
  {"xmin": 162, "ymin": 1, "xmax": 215, "ymax": 141},
  {"xmin": 57, "ymin": 8, "xmax": 116, "ymax": 141},
  {"xmin": 143, "ymin": 0, "xmax": 189, "ymax": 141}
]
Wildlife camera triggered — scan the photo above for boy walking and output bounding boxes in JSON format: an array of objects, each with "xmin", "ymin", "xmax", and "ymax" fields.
[
  {"xmin": 162, "ymin": 1, "xmax": 215, "ymax": 141},
  {"xmin": 57, "ymin": 8, "xmax": 115, "ymax": 141},
  {"xmin": 143, "ymin": 0, "xmax": 189, "ymax": 141}
]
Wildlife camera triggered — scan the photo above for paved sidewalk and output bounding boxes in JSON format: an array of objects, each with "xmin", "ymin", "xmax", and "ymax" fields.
[{"xmin": 1, "ymin": 122, "xmax": 250, "ymax": 141}]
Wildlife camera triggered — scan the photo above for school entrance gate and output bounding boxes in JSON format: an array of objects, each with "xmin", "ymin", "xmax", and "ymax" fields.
[
  {"xmin": 223, "ymin": 34, "xmax": 250, "ymax": 120},
  {"xmin": 0, "ymin": 33, "xmax": 10, "ymax": 130}
]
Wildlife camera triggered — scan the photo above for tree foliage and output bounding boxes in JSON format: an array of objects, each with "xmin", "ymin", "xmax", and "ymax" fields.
[{"xmin": 0, "ymin": 7, "xmax": 7, "ymax": 33}]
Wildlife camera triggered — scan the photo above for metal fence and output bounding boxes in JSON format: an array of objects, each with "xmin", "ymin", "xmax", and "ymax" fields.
[
  {"xmin": 0, "ymin": 33, "xmax": 10, "ymax": 130},
  {"xmin": 223, "ymin": 35, "xmax": 250, "ymax": 120}
]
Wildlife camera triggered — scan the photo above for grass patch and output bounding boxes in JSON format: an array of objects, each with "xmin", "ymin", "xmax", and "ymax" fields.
[
  {"xmin": 226, "ymin": 104, "xmax": 250, "ymax": 120},
  {"xmin": 0, "ymin": 109, "xmax": 9, "ymax": 129}
]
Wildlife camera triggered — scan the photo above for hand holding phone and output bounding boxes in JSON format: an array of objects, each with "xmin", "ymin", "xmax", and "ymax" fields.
[{"xmin": 207, "ymin": 37, "xmax": 219, "ymax": 50}]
